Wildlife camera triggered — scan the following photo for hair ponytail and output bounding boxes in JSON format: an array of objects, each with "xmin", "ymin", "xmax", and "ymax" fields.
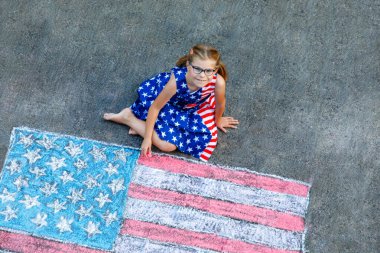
[
  {"xmin": 176, "ymin": 44, "xmax": 228, "ymax": 81},
  {"xmin": 217, "ymin": 61, "xmax": 228, "ymax": 81},
  {"xmin": 176, "ymin": 55, "xmax": 188, "ymax": 68}
]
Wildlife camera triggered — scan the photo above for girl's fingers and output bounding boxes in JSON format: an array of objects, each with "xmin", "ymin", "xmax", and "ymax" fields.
[
  {"xmin": 141, "ymin": 147, "xmax": 149, "ymax": 157},
  {"xmin": 219, "ymin": 126, "xmax": 227, "ymax": 133}
]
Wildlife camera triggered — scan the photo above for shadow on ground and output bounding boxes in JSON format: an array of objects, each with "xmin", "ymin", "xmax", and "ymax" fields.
[{"xmin": 0, "ymin": 1, "xmax": 379, "ymax": 252}]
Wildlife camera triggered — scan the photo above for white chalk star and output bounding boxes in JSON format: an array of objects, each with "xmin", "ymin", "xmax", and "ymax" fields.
[
  {"xmin": 67, "ymin": 188, "xmax": 85, "ymax": 204},
  {"xmin": 0, "ymin": 206, "xmax": 18, "ymax": 221},
  {"xmin": 36, "ymin": 135, "xmax": 56, "ymax": 150},
  {"xmin": 56, "ymin": 216, "xmax": 73, "ymax": 233},
  {"xmin": 113, "ymin": 149, "xmax": 132, "ymax": 163},
  {"xmin": 20, "ymin": 195, "xmax": 40, "ymax": 209},
  {"xmin": 103, "ymin": 210, "xmax": 118, "ymax": 226},
  {"xmin": 18, "ymin": 133, "xmax": 34, "ymax": 147},
  {"xmin": 31, "ymin": 212, "xmax": 48, "ymax": 228},
  {"xmin": 0, "ymin": 188, "xmax": 16, "ymax": 203},
  {"xmin": 29, "ymin": 167, "xmax": 46, "ymax": 178},
  {"xmin": 83, "ymin": 175, "xmax": 100, "ymax": 189},
  {"xmin": 84, "ymin": 221, "xmax": 101, "ymax": 237},
  {"xmin": 6, "ymin": 160, "xmax": 22, "ymax": 175},
  {"xmin": 64, "ymin": 141, "xmax": 83, "ymax": 157},
  {"xmin": 75, "ymin": 205, "xmax": 93, "ymax": 220},
  {"xmin": 13, "ymin": 176, "xmax": 29, "ymax": 190},
  {"xmin": 40, "ymin": 182, "xmax": 58, "ymax": 196},
  {"xmin": 73, "ymin": 159, "xmax": 88, "ymax": 170},
  {"xmin": 23, "ymin": 149, "xmax": 42, "ymax": 164},
  {"xmin": 60, "ymin": 171, "xmax": 74, "ymax": 184},
  {"xmin": 108, "ymin": 178, "xmax": 126, "ymax": 195},
  {"xmin": 47, "ymin": 199, "xmax": 67, "ymax": 213},
  {"xmin": 95, "ymin": 193, "xmax": 112, "ymax": 208},
  {"xmin": 46, "ymin": 157, "xmax": 66, "ymax": 171},
  {"xmin": 104, "ymin": 163, "xmax": 119, "ymax": 176},
  {"xmin": 90, "ymin": 146, "xmax": 107, "ymax": 161}
]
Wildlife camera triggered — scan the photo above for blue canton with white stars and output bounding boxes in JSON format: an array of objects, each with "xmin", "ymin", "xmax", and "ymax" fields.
[
  {"xmin": 130, "ymin": 67, "xmax": 212, "ymax": 158},
  {"xmin": 0, "ymin": 128, "xmax": 139, "ymax": 250}
]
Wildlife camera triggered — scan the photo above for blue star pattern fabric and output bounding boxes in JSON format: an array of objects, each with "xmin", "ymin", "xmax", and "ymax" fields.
[
  {"xmin": 0, "ymin": 127, "xmax": 139, "ymax": 250},
  {"xmin": 130, "ymin": 67, "xmax": 219, "ymax": 161}
]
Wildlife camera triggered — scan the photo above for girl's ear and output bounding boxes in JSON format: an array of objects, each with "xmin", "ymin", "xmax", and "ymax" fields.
[{"xmin": 189, "ymin": 48, "xmax": 194, "ymax": 55}]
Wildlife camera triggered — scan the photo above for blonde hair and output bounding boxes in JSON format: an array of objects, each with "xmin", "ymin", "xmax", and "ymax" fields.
[{"xmin": 176, "ymin": 44, "xmax": 228, "ymax": 81}]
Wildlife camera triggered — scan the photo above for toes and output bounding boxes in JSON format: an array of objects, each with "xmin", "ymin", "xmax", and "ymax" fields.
[
  {"xmin": 129, "ymin": 128, "xmax": 138, "ymax": 135},
  {"xmin": 103, "ymin": 113, "xmax": 115, "ymax": 120}
]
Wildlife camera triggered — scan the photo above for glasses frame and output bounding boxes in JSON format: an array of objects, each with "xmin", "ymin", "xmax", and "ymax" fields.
[{"xmin": 189, "ymin": 63, "xmax": 217, "ymax": 76}]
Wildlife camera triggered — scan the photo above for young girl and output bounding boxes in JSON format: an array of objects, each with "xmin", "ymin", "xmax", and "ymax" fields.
[{"xmin": 103, "ymin": 44, "xmax": 239, "ymax": 162}]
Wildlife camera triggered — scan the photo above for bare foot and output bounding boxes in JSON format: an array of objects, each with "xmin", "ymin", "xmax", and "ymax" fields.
[
  {"xmin": 129, "ymin": 128, "xmax": 138, "ymax": 135},
  {"xmin": 103, "ymin": 113, "xmax": 117, "ymax": 121},
  {"xmin": 103, "ymin": 108, "xmax": 134, "ymax": 125}
]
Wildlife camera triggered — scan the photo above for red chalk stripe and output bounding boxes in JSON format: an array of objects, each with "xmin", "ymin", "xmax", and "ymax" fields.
[
  {"xmin": 0, "ymin": 230, "xmax": 103, "ymax": 253},
  {"xmin": 128, "ymin": 183, "xmax": 305, "ymax": 232}
]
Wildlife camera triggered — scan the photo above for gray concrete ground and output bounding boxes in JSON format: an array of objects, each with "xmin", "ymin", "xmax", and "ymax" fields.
[{"xmin": 0, "ymin": 0, "xmax": 379, "ymax": 252}]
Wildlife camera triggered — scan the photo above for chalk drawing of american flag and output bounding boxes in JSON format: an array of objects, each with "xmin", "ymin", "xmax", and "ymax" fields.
[
  {"xmin": 117, "ymin": 155, "xmax": 311, "ymax": 253},
  {"xmin": 0, "ymin": 127, "xmax": 311, "ymax": 253}
]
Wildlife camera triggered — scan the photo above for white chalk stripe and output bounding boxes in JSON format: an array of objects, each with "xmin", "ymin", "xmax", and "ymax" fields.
[
  {"xmin": 132, "ymin": 165, "xmax": 308, "ymax": 217},
  {"xmin": 124, "ymin": 198, "xmax": 303, "ymax": 251},
  {"xmin": 115, "ymin": 235, "xmax": 217, "ymax": 253}
]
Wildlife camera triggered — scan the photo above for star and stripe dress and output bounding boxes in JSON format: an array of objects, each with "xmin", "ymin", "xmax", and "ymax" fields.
[{"xmin": 130, "ymin": 66, "xmax": 218, "ymax": 161}]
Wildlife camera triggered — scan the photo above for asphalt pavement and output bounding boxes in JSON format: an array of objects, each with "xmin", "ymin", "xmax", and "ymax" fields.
[{"xmin": 0, "ymin": 1, "xmax": 379, "ymax": 252}]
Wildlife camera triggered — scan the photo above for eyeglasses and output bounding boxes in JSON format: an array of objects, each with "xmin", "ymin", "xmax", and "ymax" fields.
[{"xmin": 189, "ymin": 63, "xmax": 216, "ymax": 76}]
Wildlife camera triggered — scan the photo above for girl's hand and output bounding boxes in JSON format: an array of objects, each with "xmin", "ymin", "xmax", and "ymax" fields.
[
  {"xmin": 217, "ymin": 116, "xmax": 239, "ymax": 133},
  {"xmin": 141, "ymin": 138, "xmax": 152, "ymax": 157}
]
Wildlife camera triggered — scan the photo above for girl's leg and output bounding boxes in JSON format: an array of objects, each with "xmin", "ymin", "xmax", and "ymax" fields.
[{"xmin": 103, "ymin": 108, "xmax": 176, "ymax": 152}]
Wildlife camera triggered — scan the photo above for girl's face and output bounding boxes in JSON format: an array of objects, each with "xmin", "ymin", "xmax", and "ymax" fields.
[{"xmin": 186, "ymin": 57, "xmax": 217, "ymax": 91}]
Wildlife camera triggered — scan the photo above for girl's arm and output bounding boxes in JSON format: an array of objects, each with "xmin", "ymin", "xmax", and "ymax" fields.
[
  {"xmin": 214, "ymin": 75, "xmax": 239, "ymax": 133},
  {"xmin": 141, "ymin": 73, "xmax": 176, "ymax": 156}
]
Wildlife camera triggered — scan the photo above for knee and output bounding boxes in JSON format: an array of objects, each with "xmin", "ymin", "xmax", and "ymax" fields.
[{"xmin": 156, "ymin": 141, "xmax": 177, "ymax": 152}]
